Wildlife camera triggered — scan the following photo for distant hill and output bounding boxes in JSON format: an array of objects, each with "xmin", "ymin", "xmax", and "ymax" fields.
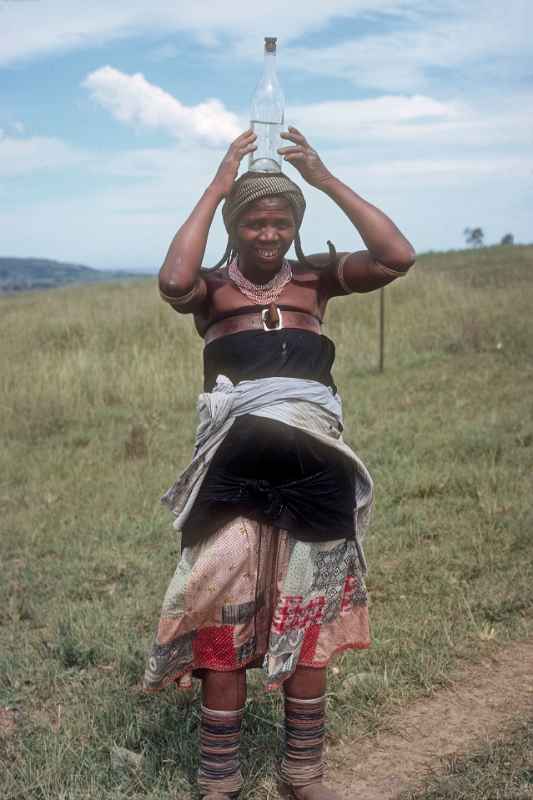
[{"xmin": 0, "ymin": 257, "xmax": 153, "ymax": 294}]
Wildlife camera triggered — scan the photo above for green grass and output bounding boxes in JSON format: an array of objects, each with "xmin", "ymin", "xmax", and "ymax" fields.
[
  {"xmin": 1, "ymin": 245, "xmax": 532, "ymax": 798},
  {"xmin": 401, "ymin": 720, "xmax": 533, "ymax": 800}
]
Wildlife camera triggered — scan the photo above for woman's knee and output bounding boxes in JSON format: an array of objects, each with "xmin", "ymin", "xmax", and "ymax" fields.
[
  {"xmin": 283, "ymin": 666, "xmax": 327, "ymax": 699},
  {"xmin": 201, "ymin": 668, "xmax": 247, "ymax": 710}
]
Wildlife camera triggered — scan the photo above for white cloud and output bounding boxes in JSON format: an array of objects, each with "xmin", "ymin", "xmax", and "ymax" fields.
[
  {"xmin": 92, "ymin": 144, "xmax": 225, "ymax": 182},
  {"xmin": 282, "ymin": 1, "xmax": 531, "ymax": 91},
  {"xmin": 194, "ymin": 30, "xmax": 219, "ymax": 49},
  {"xmin": 82, "ymin": 66, "xmax": 241, "ymax": 146},
  {"xmin": 290, "ymin": 95, "xmax": 458, "ymax": 140},
  {"xmin": 96, "ymin": 146, "xmax": 185, "ymax": 179},
  {"xmin": 0, "ymin": 135, "xmax": 88, "ymax": 176},
  {"xmin": 146, "ymin": 43, "xmax": 179, "ymax": 62},
  {"xmin": 0, "ymin": 139, "xmax": 229, "ymax": 268},
  {"xmin": 0, "ymin": 1, "xmax": 528, "ymax": 103},
  {"xmin": 0, "ymin": 0, "xmax": 414, "ymax": 67},
  {"xmin": 287, "ymin": 91, "xmax": 533, "ymax": 156},
  {"xmin": 359, "ymin": 156, "xmax": 533, "ymax": 181}
]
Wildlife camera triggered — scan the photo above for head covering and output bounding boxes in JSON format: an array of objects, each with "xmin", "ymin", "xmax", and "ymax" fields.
[
  {"xmin": 209, "ymin": 169, "xmax": 336, "ymax": 272},
  {"xmin": 221, "ymin": 171, "xmax": 306, "ymax": 236}
]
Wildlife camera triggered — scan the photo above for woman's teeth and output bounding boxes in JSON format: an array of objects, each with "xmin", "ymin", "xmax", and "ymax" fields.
[{"xmin": 257, "ymin": 249, "xmax": 278, "ymax": 258}]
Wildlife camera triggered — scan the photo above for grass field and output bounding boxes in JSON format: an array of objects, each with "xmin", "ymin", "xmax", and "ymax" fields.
[
  {"xmin": 1, "ymin": 244, "xmax": 532, "ymax": 798},
  {"xmin": 402, "ymin": 720, "xmax": 533, "ymax": 800}
]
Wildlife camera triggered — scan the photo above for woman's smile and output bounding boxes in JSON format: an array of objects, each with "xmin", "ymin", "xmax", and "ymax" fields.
[
  {"xmin": 255, "ymin": 246, "xmax": 281, "ymax": 261},
  {"xmin": 235, "ymin": 196, "xmax": 296, "ymax": 281}
]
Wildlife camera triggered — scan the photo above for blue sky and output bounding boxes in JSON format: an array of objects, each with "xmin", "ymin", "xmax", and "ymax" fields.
[{"xmin": 0, "ymin": 0, "xmax": 531, "ymax": 271}]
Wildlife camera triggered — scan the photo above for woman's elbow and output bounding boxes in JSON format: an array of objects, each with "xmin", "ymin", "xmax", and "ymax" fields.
[
  {"xmin": 380, "ymin": 245, "xmax": 416, "ymax": 273},
  {"xmin": 159, "ymin": 274, "xmax": 195, "ymax": 297},
  {"xmin": 400, "ymin": 245, "xmax": 416, "ymax": 270}
]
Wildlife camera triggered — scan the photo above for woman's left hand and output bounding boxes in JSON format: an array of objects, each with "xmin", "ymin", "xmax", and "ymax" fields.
[{"xmin": 278, "ymin": 127, "xmax": 334, "ymax": 188}]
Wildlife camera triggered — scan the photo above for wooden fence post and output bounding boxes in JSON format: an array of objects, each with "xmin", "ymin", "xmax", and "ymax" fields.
[{"xmin": 379, "ymin": 287, "xmax": 385, "ymax": 372}]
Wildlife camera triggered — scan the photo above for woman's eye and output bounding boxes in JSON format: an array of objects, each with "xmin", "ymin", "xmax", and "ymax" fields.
[{"xmin": 245, "ymin": 220, "xmax": 291, "ymax": 231}]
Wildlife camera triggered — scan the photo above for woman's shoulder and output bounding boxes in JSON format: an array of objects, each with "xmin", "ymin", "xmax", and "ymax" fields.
[
  {"xmin": 202, "ymin": 264, "xmax": 230, "ymax": 287},
  {"xmin": 202, "ymin": 265, "xmax": 241, "ymax": 305},
  {"xmin": 289, "ymin": 259, "xmax": 321, "ymax": 284},
  {"xmin": 291, "ymin": 252, "xmax": 354, "ymax": 299},
  {"xmin": 288, "ymin": 254, "xmax": 349, "ymax": 304}
]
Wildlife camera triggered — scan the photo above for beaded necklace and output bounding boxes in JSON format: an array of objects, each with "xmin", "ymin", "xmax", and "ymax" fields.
[{"xmin": 228, "ymin": 257, "xmax": 292, "ymax": 304}]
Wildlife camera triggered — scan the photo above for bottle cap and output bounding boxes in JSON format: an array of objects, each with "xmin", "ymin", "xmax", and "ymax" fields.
[{"xmin": 264, "ymin": 37, "xmax": 277, "ymax": 53}]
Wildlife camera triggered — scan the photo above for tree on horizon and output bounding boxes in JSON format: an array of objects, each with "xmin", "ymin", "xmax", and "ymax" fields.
[{"xmin": 463, "ymin": 227, "xmax": 484, "ymax": 247}]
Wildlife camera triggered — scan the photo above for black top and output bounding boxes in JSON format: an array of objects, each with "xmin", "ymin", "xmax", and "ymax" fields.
[
  {"xmin": 181, "ymin": 328, "xmax": 355, "ymax": 548},
  {"xmin": 203, "ymin": 327, "xmax": 337, "ymax": 393}
]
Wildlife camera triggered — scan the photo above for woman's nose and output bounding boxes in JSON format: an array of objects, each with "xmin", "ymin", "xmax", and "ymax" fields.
[{"xmin": 259, "ymin": 226, "xmax": 277, "ymax": 241}]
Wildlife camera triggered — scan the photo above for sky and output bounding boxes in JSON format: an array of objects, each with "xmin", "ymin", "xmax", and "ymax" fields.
[{"xmin": 0, "ymin": 0, "xmax": 531, "ymax": 271}]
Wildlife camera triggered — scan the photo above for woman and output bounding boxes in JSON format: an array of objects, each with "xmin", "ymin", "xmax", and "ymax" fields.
[{"xmin": 144, "ymin": 127, "xmax": 415, "ymax": 799}]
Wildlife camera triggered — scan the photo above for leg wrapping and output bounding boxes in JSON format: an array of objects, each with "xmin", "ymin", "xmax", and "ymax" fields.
[
  {"xmin": 197, "ymin": 704, "xmax": 244, "ymax": 797},
  {"xmin": 281, "ymin": 694, "xmax": 327, "ymax": 788}
]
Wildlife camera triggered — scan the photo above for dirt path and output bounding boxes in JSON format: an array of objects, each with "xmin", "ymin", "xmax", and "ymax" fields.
[{"xmin": 325, "ymin": 639, "xmax": 533, "ymax": 800}]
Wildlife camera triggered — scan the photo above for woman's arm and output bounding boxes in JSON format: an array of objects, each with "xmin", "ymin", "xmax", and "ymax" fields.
[
  {"xmin": 159, "ymin": 129, "xmax": 257, "ymax": 299},
  {"xmin": 279, "ymin": 127, "xmax": 416, "ymax": 293}
]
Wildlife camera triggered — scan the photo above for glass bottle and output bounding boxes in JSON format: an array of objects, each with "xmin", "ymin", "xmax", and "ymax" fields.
[{"xmin": 249, "ymin": 37, "xmax": 285, "ymax": 173}]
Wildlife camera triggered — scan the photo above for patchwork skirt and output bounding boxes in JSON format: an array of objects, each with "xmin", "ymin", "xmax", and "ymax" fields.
[{"xmin": 143, "ymin": 516, "xmax": 370, "ymax": 692}]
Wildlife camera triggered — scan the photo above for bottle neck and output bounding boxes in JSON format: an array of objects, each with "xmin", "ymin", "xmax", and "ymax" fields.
[{"xmin": 262, "ymin": 49, "xmax": 277, "ymax": 83}]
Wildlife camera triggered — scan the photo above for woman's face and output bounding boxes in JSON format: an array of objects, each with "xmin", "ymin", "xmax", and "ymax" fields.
[{"xmin": 235, "ymin": 196, "xmax": 296, "ymax": 280}]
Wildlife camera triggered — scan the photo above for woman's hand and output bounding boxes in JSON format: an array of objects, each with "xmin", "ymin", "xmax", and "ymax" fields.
[
  {"xmin": 211, "ymin": 129, "xmax": 257, "ymax": 198},
  {"xmin": 278, "ymin": 127, "xmax": 333, "ymax": 188}
]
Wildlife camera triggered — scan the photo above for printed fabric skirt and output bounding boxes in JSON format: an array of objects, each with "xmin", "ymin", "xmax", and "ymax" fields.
[{"xmin": 143, "ymin": 516, "xmax": 370, "ymax": 693}]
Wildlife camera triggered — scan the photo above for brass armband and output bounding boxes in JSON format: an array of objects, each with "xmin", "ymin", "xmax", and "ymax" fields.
[
  {"xmin": 374, "ymin": 261, "xmax": 409, "ymax": 278},
  {"xmin": 337, "ymin": 254, "xmax": 410, "ymax": 293},
  {"xmin": 159, "ymin": 280, "xmax": 201, "ymax": 306},
  {"xmin": 335, "ymin": 252, "xmax": 353, "ymax": 294}
]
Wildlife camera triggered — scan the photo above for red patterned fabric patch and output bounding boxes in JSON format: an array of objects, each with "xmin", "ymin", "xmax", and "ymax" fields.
[
  {"xmin": 192, "ymin": 625, "xmax": 237, "ymax": 669},
  {"xmin": 272, "ymin": 595, "xmax": 326, "ymax": 635},
  {"xmin": 300, "ymin": 624, "xmax": 320, "ymax": 662},
  {"xmin": 340, "ymin": 575, "xmax": 356, "ymax": 613}
]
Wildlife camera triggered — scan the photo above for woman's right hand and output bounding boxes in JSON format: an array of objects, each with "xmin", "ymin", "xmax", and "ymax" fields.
[{"xmin": 211, "ymin": 129, "xmax": 257, "ymax": 198}]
